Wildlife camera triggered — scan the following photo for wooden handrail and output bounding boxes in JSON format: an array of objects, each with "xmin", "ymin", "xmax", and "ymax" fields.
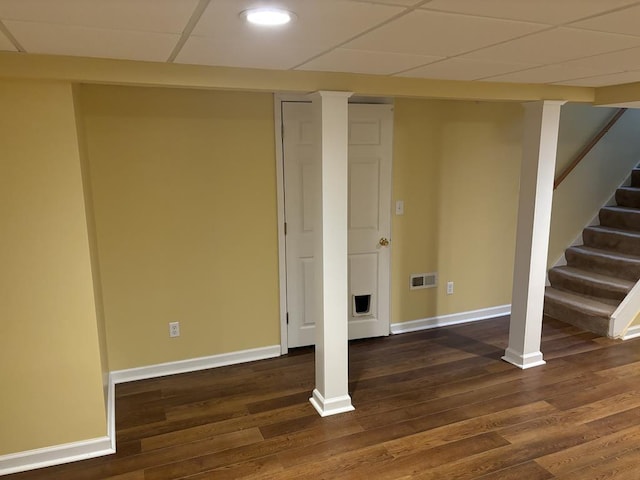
[{"xmin": 554, "ymin": 108, "xmax": 627, "ymax": 190}]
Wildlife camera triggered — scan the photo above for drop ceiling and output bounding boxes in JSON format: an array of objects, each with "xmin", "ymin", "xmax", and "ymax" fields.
[{"xmin": 3, "ymin": 0, "xmax": 640, "ymax": 87}]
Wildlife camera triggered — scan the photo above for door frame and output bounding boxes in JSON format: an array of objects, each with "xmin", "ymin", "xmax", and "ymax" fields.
[{"xmin": 273, "ymin": 93, "xmax": 394, "ymax": 354}]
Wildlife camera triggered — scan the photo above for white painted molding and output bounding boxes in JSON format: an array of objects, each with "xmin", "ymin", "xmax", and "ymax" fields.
[
  {"xmin": 502, "ymin": 348, "xmax": 546, "ymax": 370},
  {"xmin": 107, "ymin": 376, "xmax": 116, "ymax": 451},
  {"xmin": 549, "ymin": 170, "xmax": 631, "ymax": 270},
  {"xmin": 110, "ymin": 345, "xmax": 281, "ymax": 384},
  {"xmin": 610, "ymin": 279, "xmax": 640, "ymax": 338},
  {"xmin": 623, "ymin": 324, "xmax": 640, "ymax": 340},
  {"xmin": 390, "ymin": 304, "xmax": 511, "ymax": 335},
  {"xmin": 274, "ymin": 94, "xmax": 290, "ymax": 355},
  {"xmin": 0, "ymin": 434, "xmax": 114, "ymax": 476},
  {"xmin": 309, "ymin": 389, "xmax": 354, "ymax": 417}
]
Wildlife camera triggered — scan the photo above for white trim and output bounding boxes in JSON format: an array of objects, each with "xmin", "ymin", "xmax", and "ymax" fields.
[
  {"xmin": 110, "ymin": 345, "xmax": 281, "ymax": 384},
  {"xmin": 309, "ymin": 389, "xmax": 354, "ymax": 417},
  {"xmin": 390, "ymin": 304, "xmax": 511, "ymax": 335},
  {"xmin": 611, "ymin": 279, "xmax": 640, "ymax": 338},
  {"xmin": 107, "ymin": 376, "xmax": 116, "ymax": 451},
  {"xmin": 0, "ymin": 435, "xmax": 114, "ymax": 476},
  {"xmin": 274, "ymin": 93, "xmax": 290, "ymax": 355},
  {"xmin": 548, "ymin": 170, "xmax": 631, "ymax": 273},
  {"xmin": 623, "ymin": 324, "xmax": 640, "ymax": 340},
  {"xmin": 502, "ymin": 348, "xmax": 546, "ymax": 369}
]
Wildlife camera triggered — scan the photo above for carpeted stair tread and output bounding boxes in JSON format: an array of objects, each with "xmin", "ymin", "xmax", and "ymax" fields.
[
  {"xmin": 565, "ymin": 245, "xmax": 640, "ymax": 281},
  {"xmin": 631, "ymin": 168, "xmax": 640, "ymax": 188},
  {"xmin": 548, "ymin": 265, "xmax": 633, "ymax": 301},
  {"xmin": 615, "ymin": 186, "xmax": 640, "ymax": 208},
  {"xmin": 544, "ymin": 287, "xmax": 614, "ymax": 336},
  {"xmin": 583, "ymin": 225, "xmax": 640, "ymax": 256},
  {"xmin": 600, "ymin": 206, "xmax": 640, "ymax": 231},
  {"xmin": 544, "ymin": 287, "xmax": 617, "ymax": 316}
]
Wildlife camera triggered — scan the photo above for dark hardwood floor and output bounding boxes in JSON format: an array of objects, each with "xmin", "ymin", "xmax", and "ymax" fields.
[{"xmin": 8, "ymin": 316, "xmax": 640, "ymax": 479}]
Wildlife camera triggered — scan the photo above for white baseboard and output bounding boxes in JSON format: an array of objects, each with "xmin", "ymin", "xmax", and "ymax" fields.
[
  {"xmin": 309, "ymin": 389, "xmax": 354, "ymax": 417},
  {"xmin": 502, "ymin": 348, "xmax": 546, "ymax": 370},
  {"xmin": 623, "ymin": 324, "xmax": 640, "ymax": 340},
  {"xmin": 0, "ymin": 434, "xmax": 114, "ymax": 476},
  {"xmin": 1, "ymin": 345, "xmax": 280, "ymax": 476},
  {"xmin": 110, "ymin": 345, "xmax": 281, "ymax": 384},
  {"xmin": 390, "ymin": 304, "xmax": 511, "ymax": 335}
]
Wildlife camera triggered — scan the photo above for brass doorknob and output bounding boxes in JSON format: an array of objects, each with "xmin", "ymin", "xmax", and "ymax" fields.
[{"xmin": 379, "ymin": 237, "xmax": 390, "ymax": 247}]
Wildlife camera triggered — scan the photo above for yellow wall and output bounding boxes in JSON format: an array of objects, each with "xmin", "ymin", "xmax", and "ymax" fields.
[
  {"xmin": 77, "ymin": 85, "xmax": 280, "ymax": 371},
  {"xmin": 392, "ymin": 99, "xmax": 522, "ymax": 323},
  {"xmin": 549, "ymin": 104, "xmax": 640, "ymax": 267},
  {"xmin": 0, "ymin": 80, "xmax": 106, "ymax": 455}
]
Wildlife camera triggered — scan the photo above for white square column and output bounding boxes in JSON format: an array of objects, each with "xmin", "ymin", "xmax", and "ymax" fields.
[
  {"xmin": 309, "ymin": 91, "xmax": 355, "ymax": 416},
  {"xmin": 503, "ymin": 100, "xmax": 566, "ymax": 369}
]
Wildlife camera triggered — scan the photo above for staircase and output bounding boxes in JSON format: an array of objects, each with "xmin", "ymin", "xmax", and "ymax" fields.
[{"xmin": 544, "ymin": 167, "xmax": 640, "ymax": 337}]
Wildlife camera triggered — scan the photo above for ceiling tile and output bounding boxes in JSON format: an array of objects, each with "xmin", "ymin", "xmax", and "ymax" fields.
[
  {"xmin": 398, "ymin": 58, "xmax": 535, "ymax": 81},
  {"xmin": 0, "ymin": 0, "xmax": 198, "ymax": 33},
  {"xmin": 570, "ymin": 4, "xmax": 640, "ymax": 36},
  {"xmin": 464, "ymin": 27, "xmax": 640, "ymax": 64},
  {"xmin": 0, "ymin": 29, "xmax": 17, "ymax": 51},
  {"xmin": 344, "ymin": 10, "xmax": 547, "ymax": 57},
  {"xmin": 296, "ymin": 48, "xmax": 442, "ymax": 75},
  {"xmin": 559, "ymin": 47, "xmax": 640, "ymax": 74},
  {"xmin": 420, "ymin": 0, "xmax": 638, "ymax": 25},
  {"xmin": 6, "ymin": 21, "xmax": 179, "ymax": 62},
  {"xmin": 179, "ymin": 0, "xmax": 403, "ymax": 69},
  {"xmin": 554, "ymin": 70, "xmax": 640, "ymax": 87},
  {"xmin": 350, "ymin": 0, "xmax": 423, "ymax": 5},
  {"xmin": 177, "ymin": 35, "xmax": 320, "ymax": 70},
  {"xmin": 483, "ymin": 64, "xmax": 605, "ymax": 84}
]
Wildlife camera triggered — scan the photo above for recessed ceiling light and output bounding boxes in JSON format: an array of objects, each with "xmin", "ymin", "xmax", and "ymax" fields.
[{"xmin": 243, "ymin": 7, "xmax": 295, "ymax": 26}]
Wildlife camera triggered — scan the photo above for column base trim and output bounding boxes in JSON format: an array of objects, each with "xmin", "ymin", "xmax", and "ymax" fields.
[
  {"xmin": 502, "ymin": 348, "xmax": 546, "ymax": 369},
  {"xmin": 309, "ymin": 389, "xmax": 354, "ymax": 417}
]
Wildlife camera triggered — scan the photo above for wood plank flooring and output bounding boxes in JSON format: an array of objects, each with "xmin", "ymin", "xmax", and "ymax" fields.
[{"xmin": 8, "ymin": 316, "xmax": 640, "ymax": 479}]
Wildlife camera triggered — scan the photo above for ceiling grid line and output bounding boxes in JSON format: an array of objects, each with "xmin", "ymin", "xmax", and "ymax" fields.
[
  {"xmin": 166, "ymin": 0, "xmax": 210, "ymax": 63},
  {"xmin": 288, "ymin": 0, "xmax": 433, "ymax": 70}
]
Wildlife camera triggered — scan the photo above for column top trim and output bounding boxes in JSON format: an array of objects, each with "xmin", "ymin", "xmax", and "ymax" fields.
[
  {"xmin": 310, "ymin": 91, "xmax": 354, "ymax": 99},
  {"xmin": 521, "ymin": 100, "xmax": 568, "ymax": 108}
]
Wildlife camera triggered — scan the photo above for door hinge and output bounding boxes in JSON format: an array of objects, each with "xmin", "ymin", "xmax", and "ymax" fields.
[
  {"xmin": 286, "ymin": 312, "xmax": 289, "ymax": 324},
  {"xmin": 284, "ymin": 222, "xmax": 287, "ymax": 235}
]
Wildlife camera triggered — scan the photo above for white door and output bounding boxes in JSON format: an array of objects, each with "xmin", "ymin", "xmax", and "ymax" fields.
[{"xmin": 283, "ymin": 101, "xmax": 393, "ymax": 348}]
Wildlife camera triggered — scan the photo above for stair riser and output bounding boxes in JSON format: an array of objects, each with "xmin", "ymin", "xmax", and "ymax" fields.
[
  {"xmin": 565, "ymin": 249, "xmax": 640, "ymax": 282},
  {"xmin": 616, "ymin": 189, "xmax": 640, "ymax": 208},
  {"xmin": 632, "ymin": 170, "xmax": 640, "ymax": 188},
  {"xmin": 583, "ymin": 229, "xmax": 640, "ymax": 257},
  {"xmin": 543, "ymin": 298, "xmax": 610, "ymax": 336},
  {"xmin": 547, "ymin": 270, "xmax": 627, "ymax": 301},
  {"xmin": 599, "ymin": 209, "xmax": 640, "ymax": 232}
]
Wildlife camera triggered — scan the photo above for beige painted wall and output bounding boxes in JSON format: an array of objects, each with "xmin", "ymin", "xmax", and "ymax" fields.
[
  {"xmin": 0, "ymin": 80, "xmax": 106, "ymax": 455},
  {"xmin": 549, "ymin": 104, "xmax": 640, "ymax": 267},
  {"xmin": 77, "ymin": 85, "xmax": 280, "ymax": 371},
  {"xmin": 392, "ymin": 99, "xmax": 522, "ymax": 324}
]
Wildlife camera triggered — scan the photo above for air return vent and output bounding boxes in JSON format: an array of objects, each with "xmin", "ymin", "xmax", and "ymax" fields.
[{"xmin": 410, "ymin": 272, "xmax": 437, "ymax": 290}]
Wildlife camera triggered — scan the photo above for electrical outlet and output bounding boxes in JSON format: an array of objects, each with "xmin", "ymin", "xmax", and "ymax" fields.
[
  {"xmin": 447, "ymin": 281, "xmax": 454, "ymax": 295},
  {"xmin": 169, "ymin": 321, "xmax": 180, "ymax": 338}
]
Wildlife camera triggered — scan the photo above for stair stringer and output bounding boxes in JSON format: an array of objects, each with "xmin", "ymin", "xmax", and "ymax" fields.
[
  {"xmin": 610, "ymin": 279, "xmax": 640, "ymax": 338},
  {"xmin": 548, "ymin": 172, "xmax": 631, "ymax": 276}
]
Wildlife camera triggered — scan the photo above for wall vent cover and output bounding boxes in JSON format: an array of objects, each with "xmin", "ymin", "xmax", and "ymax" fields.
[{"xmin": 410, "ymin": 272, "xmax": 437, "ymax": 290}]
